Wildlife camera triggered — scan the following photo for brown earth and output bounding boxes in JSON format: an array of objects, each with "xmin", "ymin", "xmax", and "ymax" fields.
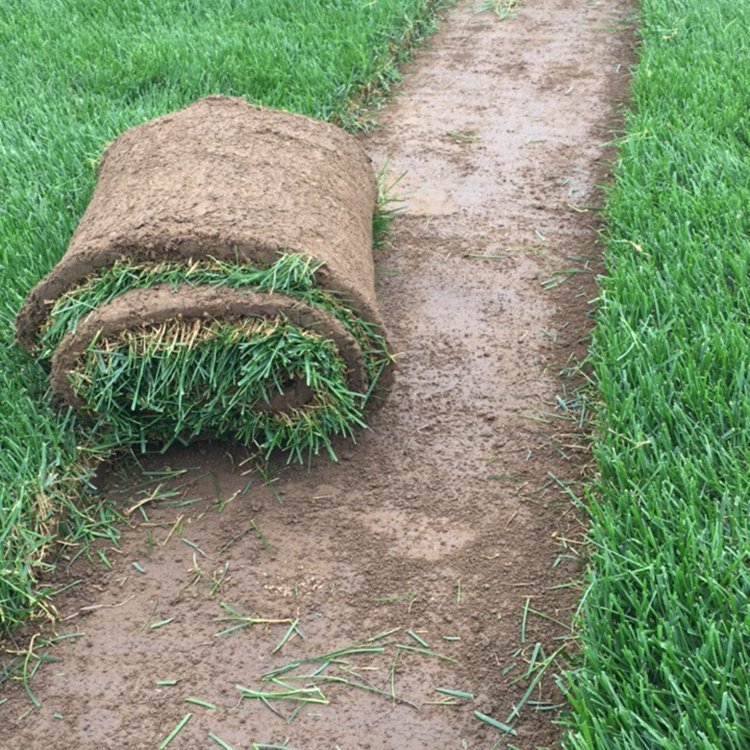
[
  {"xmin": 16, "ymin": 97, "xmax": 383, "ymax": 353},
  {"xmin": 1, "ymin": 0, "xmax": 634, "ymax": 748}
]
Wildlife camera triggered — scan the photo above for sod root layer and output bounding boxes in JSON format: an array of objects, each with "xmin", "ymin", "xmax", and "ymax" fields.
[
  {"xmin": 1, "ymin": 1, "xmax": 633, "ymax": 747},
  {"xmin": 17, "ymin": 98, "xmax": 392, "ymax": 460}
]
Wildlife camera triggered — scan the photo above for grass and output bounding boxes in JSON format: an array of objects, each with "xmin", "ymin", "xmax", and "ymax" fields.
[
  {"xmin": 477, "ymin": 1, "xmax": 520, "ymax": 21},
  {"xmin": 563, "ymin": 1, "xmax": 750, "ymax": 747},
  {"xmin": 228, "ymin": 625, "xmax": 474, "ymax": 721},
  {"xmin": 43, "ymin": 254, "xmax": 391, "ymax": 460},
  {"xmin": 0, "ymin": 0, "xmax": 447, "ymax": 633},
  {"xmin": 158, "ymin": 712, "xmax": 192, "ymax": 749}
]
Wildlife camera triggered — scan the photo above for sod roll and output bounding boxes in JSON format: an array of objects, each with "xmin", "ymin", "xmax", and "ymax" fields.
[{"xmin": 16, "ymin": 96, "xmax": 393, "ymax": 460}]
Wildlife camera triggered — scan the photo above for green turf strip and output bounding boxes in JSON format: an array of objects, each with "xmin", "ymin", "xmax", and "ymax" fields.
[
  {"xmin": 563, "ymin": 1, "xmax": 750, "ymax": 748},
  {"xmin": 39, "ymin": 254, "xmax": 391, "ymax": 387},
  {"xmin": 43, "ymin": 254, "xmax": 390, "ymax": 461},
  {"xmin": 0, "ymin": 0, "xmax": 444, "ymax": 631}
]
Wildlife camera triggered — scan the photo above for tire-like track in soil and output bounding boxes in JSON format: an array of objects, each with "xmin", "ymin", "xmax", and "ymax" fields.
[{"xmin": 1, "ymin": 1, "xmax": 633, "ymax": 747}]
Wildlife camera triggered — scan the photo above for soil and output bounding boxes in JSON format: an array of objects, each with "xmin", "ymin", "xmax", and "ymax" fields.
[
  {"xmin": 16, "ymin": 96, "xmax": 382, "ymax": 353},
  {"xmin": 1, "ymin": 1, "xmax": 634, "ymax": 748}
]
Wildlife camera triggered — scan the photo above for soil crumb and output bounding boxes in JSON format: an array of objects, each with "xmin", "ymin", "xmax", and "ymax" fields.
[{"xmin": 1, "ymin": 1, "xmax": 633, "ymax": 747}]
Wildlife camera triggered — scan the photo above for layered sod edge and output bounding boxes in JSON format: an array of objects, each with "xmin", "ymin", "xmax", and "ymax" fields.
[{"xmin": 36, "ymin": 253, "xmax": 393, "ymax": 462}]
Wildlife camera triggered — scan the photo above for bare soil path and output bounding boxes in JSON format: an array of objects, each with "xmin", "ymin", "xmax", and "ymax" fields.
[{"xmin": 1, "ymin": 1, "xmax": 632, "ymax": 747}]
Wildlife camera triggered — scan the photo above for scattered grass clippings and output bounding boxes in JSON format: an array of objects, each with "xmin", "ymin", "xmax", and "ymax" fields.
[
  {"xmin": 435, "ymin": 687, "xmax": 474, "ymax": 700},
  {"xmin": 185, "ymin": 696, "xmax": 217, "ymax": 710},
  {"xmin": 271, "ymin": 618, "xmax": 301, "ymax": 655},
  {"xmin": 394, "ymin": 643, "xmax": 459, "ymax": 664},
  {"xmin": 520, "ymin": 597, "xmax": 530, "ymax": 644},
  {"xmin": 181, "ymin": 538, "xmax": 209, "ymax": 559},
  {"xmin": 209, "ymin": 734, "xmax": 234, "ymax": 750},
  {"xmin": 214, "ymin": 602, "xmax": 295, "ymax": 639},
  {"xmin": 406, "ymin": 630, "xmax": 430, "ymax": 648},
  {"xmin": 236, "ymin": 684, "xmax": 329, "ymax": 705},
  {"xmin": 149, "ymin": 618, "xmax": 174, "ymax": 630},
  {"xmin": 221, "ymin": 625, "xmax": 468, "ymax": 721},
  {"xmin": 474, "ymin": 710, "xmax": 518, "ymax": 736}
]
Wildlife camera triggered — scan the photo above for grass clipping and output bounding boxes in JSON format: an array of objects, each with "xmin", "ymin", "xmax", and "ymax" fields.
[{"xmin": 17, "ymin": 97, "xmax": 393, "ymax": 462}]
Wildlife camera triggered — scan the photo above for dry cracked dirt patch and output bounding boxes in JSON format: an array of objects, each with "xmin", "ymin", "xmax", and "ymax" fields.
[{"xmin": 1, "ymin": 0, "xmax": 634, "ymax": 747}]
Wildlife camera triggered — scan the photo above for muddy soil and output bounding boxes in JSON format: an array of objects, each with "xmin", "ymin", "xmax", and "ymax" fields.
[{"xmin": 1, "ymin": 1, "xmax": 633, "ymax": 747}]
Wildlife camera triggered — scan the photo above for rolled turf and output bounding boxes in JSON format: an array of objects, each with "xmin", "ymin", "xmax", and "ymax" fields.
[{"xmin": 16, "ymin": 96, "xmax": 394, "ymax": 461}]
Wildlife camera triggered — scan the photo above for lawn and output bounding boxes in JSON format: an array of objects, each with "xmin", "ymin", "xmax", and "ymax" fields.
[
  {"xmin": 0, "ymin": 0, "xmax": 444, "ymax": 632},
  {"xmin": 565, "ymin": 1, "xmax": 750, "ymax": 747}
]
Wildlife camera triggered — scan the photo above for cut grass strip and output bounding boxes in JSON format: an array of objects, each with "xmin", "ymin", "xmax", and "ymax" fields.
[
  {"xmin": 474, "ymin": 710, "xmax": 518, "ymax": 737},
  {"xmin": 520, "ymin": 596, "xmax": 530, "ymax": 644},
  {"xmin": 261, "ymin": 629, "xmax": 398, "ymax": 680},
  {"xmin": 158, "ymin": 713, "xmax": 192, "ymax": 749},
  {"xmin": 294, "ymin": 673, "xmax": 420, "ymax": 710},
  {"xmin": 208, "ymin": 734, "xmax": 234, "ymax": 750},
  {"xmin": 230, "ymin": 626, "xmax": 450, "ymax": 720},
  {"xmin": 0, "ymin": 0, "xmax": 447, "ymax": 633},
  {"xmin": 564, "ymin": 1, "xmax": 750, "ymax": 747},
  {"xmin": 394, "ymin": 643, "xmax": 459, "ymax": 664},
  {"xmin": 271, "ymin": 619, "xmax": 301, "ymax": 655},
  {"xmin": 435, "ymin": 687, "xmax": 474, "ymax": 700},
  {"xmin": 406, "ymin": 629, "xmax": 430, "ymax": 648},
  {"xmin": 236, "ymin": 684, "xmax": 329, "ymax": 706},
  {"xmin": 149, "ymin": 618, "xmax": 174, "ymax": 630},
  {"xmin": 214, "ymin": 602, "xmax": 295, "ymax": 639},
  {"xmin": 185, "ymin": 696, "xmax": 217, "ymax": 710}
]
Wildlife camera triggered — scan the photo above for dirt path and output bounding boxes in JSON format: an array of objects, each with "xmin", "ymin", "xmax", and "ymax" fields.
[{"xmin": 1, "ymin": 1, "xmax": 632, "ymax": 747}]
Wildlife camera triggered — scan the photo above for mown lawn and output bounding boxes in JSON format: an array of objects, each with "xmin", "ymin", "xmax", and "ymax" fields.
[
  {"xmin": 0, "ymin": 0, "xmax": 444, "ymax": 631},
  {"xmin": 565, "ymin": 1, "xmax": 750, "ymax": 747}
]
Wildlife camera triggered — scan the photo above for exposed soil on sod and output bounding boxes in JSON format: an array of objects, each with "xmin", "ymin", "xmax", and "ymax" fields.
[
  {"xmin": 16, "ymin": 97, "xmax": 383, "ymax": 352},
  {"xmin": 1, "ymin": 1, "xmax": 633, "ymax": 747}
]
